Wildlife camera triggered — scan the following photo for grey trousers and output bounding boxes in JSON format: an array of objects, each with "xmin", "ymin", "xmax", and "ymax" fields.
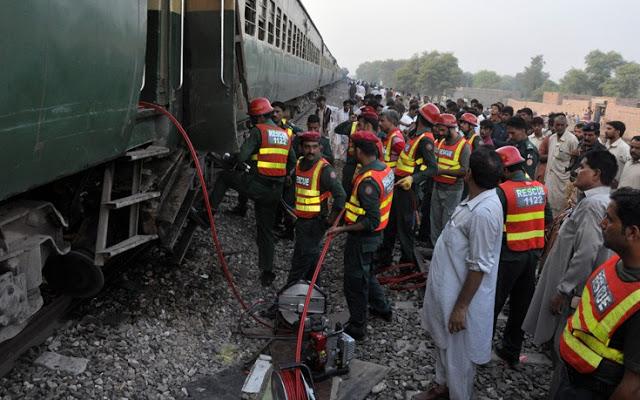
[{"xmin": 430, "ymin": 186, "xmax": 463, "ymax": 245}]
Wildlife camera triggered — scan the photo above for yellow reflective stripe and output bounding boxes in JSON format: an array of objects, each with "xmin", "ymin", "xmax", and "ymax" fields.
[
  {"xmin": 563, "ymin": 328, "xmax": 602, "ymax": 369},
  {"xmin": 350, "ymin": 122, "xmax": 358, "ymax": 134},
  {"xmin": 345, "ymin": 202, "xmax": 365, "ymax": 215},
  {"xmin": 505, "ymin": 230, "xmax": 545, "ymax": 241},
  {"xmin": 598, "ymin": 288, "xmax": 640, "ymax": 340},
  {"xmin": 381, "ymin": 195, "xmax": 392, "ymax": 208},
  {"xmin": 296, "ymin": 204, "xmax": 321, "ymax": 212},
  {"xmin": 296, "ymin": 196, "xmax": 321, "ymax": 205},
  {"xmin": 506, "ymin": 211, "xmax": 545, "ymax": 222},
  {"xmin": 345, "ymin": 210, "xmax": 359, "ymax": 222},
  {"xmin": 396, "ymin": 164, "xmax": 413, "ymax": 173},
  {"xmin": 386, "ymin": 161, "xmax": 397, "ymax": 167},
  {"xmin": 257, "ymin": 161, "xmax": 286, "ymax": 169},
  {"xmin": 574, "ymin": 331, "xmax": 624, "ymax": 365},
  {"xmin": 259, "ymin": 148, "xmax": 289, "ymax": 155},
  {"xmin": 251, "ymin": 154, "xmax": 258, "ymax": 161},
  {"xmin": 438, "ymin": 158, "xmax": 459, "ymax": 166},
  {"xmin": 381, "ymin": 212, "xmax": 389, "ymax": 223},
  {"xmin": 296, "ymin": 188, "xmax": 321, "ymax": 196}
]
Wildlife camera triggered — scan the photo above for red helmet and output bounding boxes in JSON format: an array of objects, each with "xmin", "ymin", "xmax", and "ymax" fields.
[
  {"xmin": 496, "ymin": 146, "xmax": 525, "ymax": 167},
  {"xmin": 248, "ymin": 97, "xmax": 273, "ymax": 116},
  {"xmin": 418, "ymin": 103, "xmax": 440, "ymax": 125},
  {"xmin": 435, "ymin": 113, "xmax": 457, "ymax": 128},
  {"xmin": 459, "ymin": 113, "xmax": 478, "ymax": 126}
]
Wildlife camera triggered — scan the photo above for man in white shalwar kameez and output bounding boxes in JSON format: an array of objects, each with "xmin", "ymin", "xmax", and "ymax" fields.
[
  {"xmin": 544, "ymin": 115, "xmax": 579, "ymax": 217},
  {"xmin": 417, "ymin": 148, "xmax": 505, "ymax": 400}
]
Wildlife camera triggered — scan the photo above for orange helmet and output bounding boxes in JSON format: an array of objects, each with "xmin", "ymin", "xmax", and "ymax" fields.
[
  {"xmin": 248, "ymin": 97, "xmax": 273, "ymax": 116},
  {"xmin": 459, "ymin": 113, "xmax": 478, "ymax": 126},
  {"xmin": 496, "ymin": 146, "xmax": 525, "ymax": 167},
  {"xmin": 435, "ymin": 113, "xmax": 457, "ymax": 128},
  {"xmin": 418, "ymin": 103, "xmax": 440, "ymax": 125}
]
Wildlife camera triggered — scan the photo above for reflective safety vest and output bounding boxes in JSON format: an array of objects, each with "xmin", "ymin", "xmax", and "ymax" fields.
[
  {"xmin": 344, "ymin": 166, "xmax": 394, "ymax": 231},
  {"xmin": 500, "ymin": 180, "xmax": 547, "ymax": 251},
  {"xmin": 281, "ymin": 119, "xmax": 293, "ymax": 139},
  {"xmin": 382, "ymin": 128, "xmax": 404, "ymax": 168},
  {"xmin": 395, "ymin": 131, "xmax": 435, "ymax": 178},
  {"xmin": 294, "ymin": 157, "xmax": 331, "ymax": 218},
  {"xmin": 467, "ymin": 133, "xmax": 479, "ymax": 149},
  {"xmin": 347, "ymin": 122, "xmax": 359, "ymax": 157},
  {"xmin": 250, "ymin": 124, "xmax": 291, "ymax": 177},
  {"xmin": 434, "ymin": 137, "xmax": 468, "ymax": 185},
  {"xmin": 560, "ymin": 256, "xmax": 640, "ymax": 374}
]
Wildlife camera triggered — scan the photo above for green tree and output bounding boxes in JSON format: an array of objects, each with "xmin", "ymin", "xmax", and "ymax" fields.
[
  {"xmin": 473, "ymin": 70, "xmax": 501, "ymax": 89},
  {"xmin": 560, "ymin": 68, "xmax": 591, "ymax": 94},
  {"xmin": 418, "ymin": 52, "xmax": 462, "ymax": 99},
  {"xmin": 584, "ymin": 50, "xmax": 626, "ymax": 95},
  {"xmin": 601, "ymin": 63, "xmax": 640, "ymax": 98},
  {"xmin": 499, "ymin": 75, "xmax": 518, "ymax": 91},
  {"xmin": 393, "ymin": 54, "xmax": 423, "ymax": 94},
  {"xmin": 520, "ymin": 55, "xmax": 549, "ymax": 99},
  {"xmin": 531, "ymin": 80, "xmax": 560, "ymax": 102}
]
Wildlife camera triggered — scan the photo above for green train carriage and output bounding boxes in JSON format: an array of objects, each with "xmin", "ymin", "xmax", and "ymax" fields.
[{"xmin": 0, "ymin": 0, "xmax": 341, "ymax": 343}]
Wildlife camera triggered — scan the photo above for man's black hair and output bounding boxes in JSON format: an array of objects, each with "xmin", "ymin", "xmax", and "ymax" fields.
[
  {"xmin": 583, "ymin": 150, "xmax": 618, "ymax": 186},
  {"xmin": 491, "ymin": 103, "xmax": 503, "ymax": 112},
  {"xmin": 366, "ymin": 100, "xmax": 380, "ymax": 108},
  {"xmin": 470, "ymin": 147, "xmax": 504, "ymax": 189},
  {"xmin": 307, "ymin": 114, "xmax": 320, "ymax": 124},
  {"xmin": 520, "ymin": 107, "xmax": 533, "ymax": 117},
  {"xmin": 317, "ymin": 96, "xmax": 326, "ymax": 102},
  {"xmin": 353, "ymin": 141, "xmax": 378, "ymax": 157},
  {"xmin": 480, "ymin": 119, "xmax": 494, "ymax": 130},
  {"xmin": 607, "ymin": 121, "xmax": 626, "ymax": 136},
  {"xmin": 610, "ymin": 187, "xmax": 640, "ymax": 233},
  {"xmin": 409, "ymin": 103, "xmax": 420, "ymax": 111},
  {"xmin": 271, "ymin": 101, "xmax": 286, "ymax": 110},
  {"xmin": 506, "ymin": 116, "xmax": 527, "ymax": 130},
  {"xmin": 502, "ymin": 106, "xmax": 514, "ymax": 117},
  {"xmin": 362, "ymin": 115, "xmax": 379, "ymax": 131},
  {"xmin": 575, "ymin": 123, "xmax": 586, "ymax": 130}
]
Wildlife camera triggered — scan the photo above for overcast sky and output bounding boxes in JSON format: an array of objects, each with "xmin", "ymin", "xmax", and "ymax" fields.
[{"xmin": 302, "ymin": 0, "xmax": 639, "ymax": 82}]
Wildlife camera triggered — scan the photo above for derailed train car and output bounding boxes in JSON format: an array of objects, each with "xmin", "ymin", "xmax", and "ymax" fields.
[{"xmin": 0, "ymin": 0, "xmax": 341, "ymax": 343}]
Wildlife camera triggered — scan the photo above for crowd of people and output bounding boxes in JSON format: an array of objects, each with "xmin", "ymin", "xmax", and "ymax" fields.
[{"xmin": 198, "ymin": 85, "xmax": 640, "ymax": 399}]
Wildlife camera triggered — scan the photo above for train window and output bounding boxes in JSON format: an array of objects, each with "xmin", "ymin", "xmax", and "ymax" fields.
[
  {"xmin": 258, "ymin": 0, "xmax": 266, "ymax": 41},
  {"xmin": 275, "ymin": 8, "xmax": 281, "ymax": 47},
  {"xmin": 287, "ymin": 21, "xmax": 292, "ymax": 53},
  {"xmin": 267, "ymin": 1, "xmax": 275, "ymax": 44},
  {"xmin": 245, "ymin": 0, "xmax": 256, "ymax": 36},
  {"xmin": 282, "ymin": 15, "xmax": 287, "ymax": 50},
  {"xmin": 293, "ymin": 26, "xmax": 298, "ymax": 56}
]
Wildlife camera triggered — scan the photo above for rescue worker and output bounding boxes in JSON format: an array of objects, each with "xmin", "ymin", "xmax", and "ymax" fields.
[
  {"xmin": 232, "ymin": 101, "xmax": 301, "ymax": 218},
  {"xmin": 377, "ymin": 104, "xmax": 438, "ymax": 268},
  {"xmin": 459, "ymin": 112, "xmax": 480, "ymax": 151},
  {"xmin": 378, "ymin": 110, "xmax": 405, "ymax": 170},
  {"xmin": 287, "ymin": 131, "xmax": 346, "ymax": 285},
  {"xmin": 431, "ymin": 113, "xmax": 471, "ymax": 244},
  {"xmin": 277, "ymin": 115, "xmax": 335, "ymax": 240},
  {"xmin": 415, "ymin": 104, "xmax": 442, "ymax": 246},
  {"xmin": 493, "ymin": 146, "xmax": 552, "ymax": 367},
  {"xmin": 209, "ymin": 97, "xmax": 296, "ymax": 287},
  {"xmin": 335, "ymin": 109, "xmax": 380, "ymax": 195},
  {"xmin": 505, "ymin": 116, "xmax": 539, "ymax": 179},
  {"xmin": 326, "ymin": 131, "xmax": 394, "ymax": 340},
  {"xmin": 557, "ymin": 188, "xmax": 640, "ymax": 399}
]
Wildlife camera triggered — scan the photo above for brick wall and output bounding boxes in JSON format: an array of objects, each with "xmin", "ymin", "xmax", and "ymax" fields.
[
  {"xmin": 543, "ymin": 92, "xmax": 562, "ymax": 105},
  {"xmin": 453, "ymin": 87, "xmax": 521, "ymax": 107}
]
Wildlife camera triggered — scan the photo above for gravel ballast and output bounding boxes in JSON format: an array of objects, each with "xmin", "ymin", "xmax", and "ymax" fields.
[{"xmin": 0, "ymin": 82, "xmax": 554, "ymax": 399}]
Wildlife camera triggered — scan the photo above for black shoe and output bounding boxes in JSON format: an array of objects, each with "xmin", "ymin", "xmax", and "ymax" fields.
[
  {"xmin": 260, "ymin": 271, "xmax": 276, "ymax": 287},
  {"xmin": 344, "ymin": 325, "xmax": 365, "ymax": 341},
  {"xmin": 230, "ymin": 205, "xmax": 247, "ymax": 217},
  {"xmin": 495, "ymin": 345, "xmax": 519, "ymax": 367},
  {"xmin": 369, "ymin": 308, "xmax": 393, "ymax": 322}
]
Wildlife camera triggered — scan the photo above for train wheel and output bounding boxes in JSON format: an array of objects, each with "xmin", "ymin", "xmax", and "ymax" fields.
[{"xmin": 42, "ymin": 248, "xmax": 104, "ymax": 298}]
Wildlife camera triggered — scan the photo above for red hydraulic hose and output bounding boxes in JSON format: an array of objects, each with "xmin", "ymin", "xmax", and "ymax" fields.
[
  {"xmin": 137, "ymin": 102, "xmax": 272, "ymax": 328},
  {"xmin": 292, "ymin": 209, "xmax": 345, "ymax": 397}
]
